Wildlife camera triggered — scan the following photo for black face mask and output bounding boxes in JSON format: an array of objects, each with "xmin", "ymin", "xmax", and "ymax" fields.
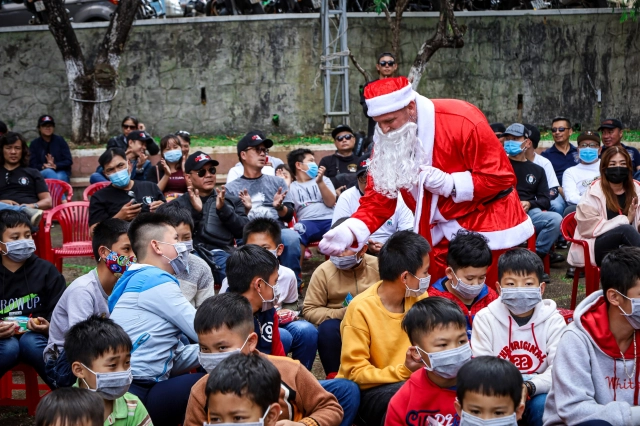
[{"xmin": 605, "ymin": 167, "xmax": 630, "ymax": 184}]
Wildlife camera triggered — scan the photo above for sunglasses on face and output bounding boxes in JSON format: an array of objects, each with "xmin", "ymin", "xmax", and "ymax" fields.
[
  {"xmin": 551, "ymin": 127, "xmax": 568, "ymax": 133},
  {"xmin": 176, "ymin": 130, "xmax": 190, "ymax": 138},
  {"xmin": 379, "ymin": 61, "xmax": 395, "ymax": 67},
  {"xmin": 195, "ymin": 167, "xmax": 216, "ymax": 178},
  {"xmin": 336, "ymin": 134, "xmax": 354, "ymax": 142},
  {"xmin": 123, "ymin": 125, "xmax": 137, "ymax": 130},
  {"xmin": 246, "ymin": 147, "xmax": 269, "ymax": 155}
]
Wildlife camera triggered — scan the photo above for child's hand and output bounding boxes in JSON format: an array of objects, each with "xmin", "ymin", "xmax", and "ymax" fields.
[
  {"xmin": 275, "ymin": 421, "xmax": 304, "ymax": 426},
  {"xmin": 404, "ymin": 346, "xmax": 424, "ymax": 372},
  {"xmin": 27, "ymin": 317, "xmax": 49, "ymax": 334}
]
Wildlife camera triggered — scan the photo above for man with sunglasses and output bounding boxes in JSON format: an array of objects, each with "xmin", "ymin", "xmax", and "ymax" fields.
[
  {"xmin": 170, "ymin": 151, "xmax": 249, "ymax": 282},
  {"xmin": 360, "ymin": 52, "xmax": 398, "ymax": 143},
  {"xmin": 598, "ymin": 118, "xmax": 640, "ymax": 173},
  {"xmin": 319, "ymin": 125, "xmax": 359, "ymax": 191}
]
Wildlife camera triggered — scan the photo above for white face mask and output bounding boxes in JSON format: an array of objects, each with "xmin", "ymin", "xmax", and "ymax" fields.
[
  {"xmin": 500, "ymin": 287, "xmax": 542, "ymax": 315},
  {"xmin": 258, "ymin": 279, "xmax": 279, "ymax": 312},
  {"xmin": 451, "ymin": 271, "xmax": 486, "ymax": 300},
  {"xmin": 416, "ymin": 343, "xmax": 472, "ymax": 379},
  {"xmin": 80, "ymin": 364, "xmax": 132, "ymax": 401},
  {"xmin": 405, "ymin": 272, "xmax": 430, "ymax": 298},
  {"xmin": 616, "ymin": 290, "xmax": 640, "ymax": 329},
  {"xmin": 198, "ymin": 335, "xmax": 251, "ymax": 374},
  {"xmin": 460, "ymin": 411, "xmax": 518, "ymax": 426}
]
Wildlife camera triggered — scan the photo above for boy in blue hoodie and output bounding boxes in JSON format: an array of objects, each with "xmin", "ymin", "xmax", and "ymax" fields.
[{"xmin": 108, "ymin": 213, "xmax": 203, "ymax": 425}]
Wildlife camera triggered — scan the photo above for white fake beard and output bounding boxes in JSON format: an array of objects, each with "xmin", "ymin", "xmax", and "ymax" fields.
[{"xmin": 368, "ymin": 121, "xmax": 425, "ymax": 198}]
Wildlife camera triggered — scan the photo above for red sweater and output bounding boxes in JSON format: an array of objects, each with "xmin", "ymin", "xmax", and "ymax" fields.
[{"xmin": 385, "ymin": 369, "xmax": 459, "ymax": 426}]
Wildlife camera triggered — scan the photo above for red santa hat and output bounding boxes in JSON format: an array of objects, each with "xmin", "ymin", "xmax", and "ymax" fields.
[{"xmin": 364, "ymin": 76, "xmax": 416, "ymax": 117}]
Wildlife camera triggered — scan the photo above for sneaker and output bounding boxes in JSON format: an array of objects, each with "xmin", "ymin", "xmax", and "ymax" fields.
[
  {"xmin": 565, "ymin": 267, "xmax": 585, "ymax": 279},
  {"xmin": 542, "ymin": 272, "xmax": 551, "ymax": 283},
  {"xmin": 549, "ymin": 252, "xmax": 565, "ymax": 264},
  {"xmin": 556, "ymin": 240, "xmax": 568, "ymax": 250},
  {"xmin": 23, "ymin": 207, "xmax": 43, "ymax": 226}
]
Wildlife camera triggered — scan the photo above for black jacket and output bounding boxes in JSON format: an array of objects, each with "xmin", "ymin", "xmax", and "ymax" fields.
[
  {"xmin": 0, "ymin": 254, "xmax": 66, "ymax": 321},
  {"xmin": 171, "ymin": 192, "xmax": 249, "ymax": 250},
  {"xmin": 29, "ymin": 135, "xmax": 73, "ymax": 173},
  {"xmin": 106, "ymin": 134, "xmax": 128, "ymax": 151}
]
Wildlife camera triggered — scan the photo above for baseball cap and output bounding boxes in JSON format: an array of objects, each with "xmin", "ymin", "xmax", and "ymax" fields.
[
  {"xmin": 503, "ymin": 123, "xmax": 530, "ymax": 139},
  {"xmin": 237, "ymin": 131, "xmax": 274, "ymax": 156},
  {"xmin": 577, "ymin": 131, "xmax": 601, "ymax": 144},
  {"xmin": 331, "ymin": 124, "xmax": 354, "ymax": 140},
  {"xmin": 185, "ymin": 151, "xmax": 219, "ymax": 173},
  {"xmin": 489, "ymin": 123, "xmax": 506, "ymax": 134},
  {"xmin": 523, "ymin": 124, "xmax": 541, "ymax": 148},
  {"xmin": 598, "ymin": 119, "xmax": 623, "ymax": 131},
  {"xmin": 126, "ymin": 130, "xmax": 160, "ymax": 155},
  {"xmin": 37, "ymin": 115, "xmax": 55, "ymax": 127},
  {"xmin": 356, "ymin": 156, "xmax": 371, "ymax": 178}
]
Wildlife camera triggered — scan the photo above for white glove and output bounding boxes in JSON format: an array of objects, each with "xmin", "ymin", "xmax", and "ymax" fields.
[
  {"xmin": 319, "ymin": 218, "xmax": 370, "ymax": 256},
  {"xmin": 421, "ymin": 166, "xmax": 454, "ymax": 197}
]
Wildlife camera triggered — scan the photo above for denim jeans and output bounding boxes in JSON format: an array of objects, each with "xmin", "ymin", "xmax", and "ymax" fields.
[
  {"xmin": 0, "ymin": 202, "xmax": 26, "ymax": 212},
  {"xmin": 549, "ymin": 196, "xmax": 566, "ymax": 216},
  {"xmin": 0, "ymin": 332, "xmax": 53, "ymax": 388},
  {"xmin": 44, "ymin": 349, "xmax": 76, "ymax": 389},
  {"xmin": 89, "ymin": 172, "xmax": 108, "ymax": 184},
  {"xmin": 522, "ymin": 393, "xmax": 546, "ymax": 426},
  {"xmin": 318, "ymin": 318, "xmax": 342, "ymax": 377},
  {"xmin": 527, "ymin": 208, "xmax": 562, "ymax": 255},
  {"xmin": 279, "ymin": 319, "xmax": 318, "ymax": 371},
  {"xmin": 319, "ymin": 378, "xmax": 360, "ymax": 426},
  {"xmin": 40, "ymin": 168, "xmax": 70, "ymax": 183},
  {"xmin": 281, "ymin": 228, "xmax": 302, "ymax": 286}
]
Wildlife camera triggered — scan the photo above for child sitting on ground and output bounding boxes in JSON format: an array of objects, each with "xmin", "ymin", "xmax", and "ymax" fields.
[
  {"xmin": 471, "ymin": 248, "xmax": 566, "ymax": 426},
  {"xmin": 302, "ymin": 217, "xmax": 380, "ymax": 379},
  {"xmin": 184, "ymin": 292, "xmax": 352, "ymax": 426},
  {"xmin": 385, "ymin": 297, "xmax": 472, "ymax": 426},
  {"xmin": 455, "ymin": 356, "xmax": 525, "ymax": 424},
  {"xmin": 65, "ymin": 315, "xmax": 151, "ymax": 426},
  {"xmin": 156, "ymin": 203, "xmax": 214, "ymax": 307},
  {"xmin": 45, "ymin": 218, "xmax": 134, "ymax": 388},
  {"xmin": 0, "ymin": 210, "xmax": 66, "ymax": 390},
  {"xmin": 35, "ymin": 387, "xmax": 104, "ymax": 426},
  {"xmin": 428, "ymin": 230, "xmax": 498, "ymax": 340},
  {"xmin": 337, "ymin": 230, "xmax": 431, "ymax": 425},
  {"xmin": 204, "ymin": 353, "xmax": 281, "ymax": 425},
  {"xmin": 225, "ymin": 244, "xmax": 285, "ymax": 357}
]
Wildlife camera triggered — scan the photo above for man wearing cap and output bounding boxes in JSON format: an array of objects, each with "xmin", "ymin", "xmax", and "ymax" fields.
[
  {"xmin": 332, "ymin": 156, "xmax": 414, "ymax": 254},
  {"xmin": 320, "ymin": 76, "xmax": 533, "ymax": 284},
  {"xmin": 504, "ymin": 123, "xmax": 564, "ymax": 272},
  {"xmin": 170, "ymin": 151, "xmax": 249, "ymax": 282},
  {"xmin": 562, "ymin": 131, "xmax": 602, "ymax": 215},
  {"xmin": 88, "ymin": 148, "xmax": 165, "ymax": 228},
  {"xmin": 319, "ymin": 124, "xmax": 359, "ymax": 191},
  {"xmin": 29, "ymin": 115, "xmax": 73, "ymax": 184},
  {"xmin": 90, "ymin": 130, "xmax": 158, "ymax": 184},
  {"xmin": 224, "ymin": 131, "xmax": 302, "ymax": 283},
  {"xmin": 225, "ymin": 130, "xmax": 284, "ymax": 184},
  {"xmin": 599, "ymin": 118, "xmax": 640, "ymax": 172},
  {"xmin": 490, "ymin": 122, "xmax": 507, "ymax": 144},
  {"xmin": 524, "ymin": 123, "xmax": 562, "ymax": 211}
]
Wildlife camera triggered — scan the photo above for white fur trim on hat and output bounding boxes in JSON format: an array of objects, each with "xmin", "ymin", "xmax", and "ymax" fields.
[{"xmin": 365, "ymin": 84, "xmax": 416, "ymax": 117}]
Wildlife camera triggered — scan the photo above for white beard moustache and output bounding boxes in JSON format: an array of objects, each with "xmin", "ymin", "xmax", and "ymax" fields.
[{"xmin": 368, "ymin": 121, "xmax": 425, "ymax": 198}]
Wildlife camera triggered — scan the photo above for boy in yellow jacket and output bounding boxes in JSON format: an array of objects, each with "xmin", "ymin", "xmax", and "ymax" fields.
[{"xmin": 336, "ymin": 230, "xmax": 431, "ymax": 425}]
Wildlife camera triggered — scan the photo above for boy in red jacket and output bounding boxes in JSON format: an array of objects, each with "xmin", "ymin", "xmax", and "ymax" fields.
[
  {"xmin": 385, "ymin": 298, "xmax": 472, "ymax": 426},
  {"xmin": 427, "ymin": 230, "xmax": 498, "ymax": 340}
]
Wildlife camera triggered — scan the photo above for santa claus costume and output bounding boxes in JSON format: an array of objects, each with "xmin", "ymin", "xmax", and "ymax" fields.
[{"xmin": 320, "ymin": 77, "xmax": 534, "ymax": 286}]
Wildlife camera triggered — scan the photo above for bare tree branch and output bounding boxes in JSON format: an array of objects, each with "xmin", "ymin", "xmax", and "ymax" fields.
[{"xmin": 349, "ymin": 51, "xmax": 373, "ymax": 82}]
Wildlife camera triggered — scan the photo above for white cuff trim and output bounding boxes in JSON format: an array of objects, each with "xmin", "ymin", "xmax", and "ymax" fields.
[
  {"xmin": 343, "ymin": 218, "xmax": 371, "ymax": 246},
  {"xmin": 451, "ymin": 171, "xmax": 474, "ymax": 203}
]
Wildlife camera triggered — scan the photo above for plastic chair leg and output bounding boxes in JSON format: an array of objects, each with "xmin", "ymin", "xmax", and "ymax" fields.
[
  {"xmin": 570, "ymin": 268, "xmax": 581, "ymax": 310},
  {"xmin": 54, "ymin": 255, "xmax": 63, "ymax": 273},
  {"xmin": 0, "ymin": 372, "xmax": 12, "ymax": 399},
  {"xmin": 543, "ymin": 255, "xmax": 550, "ymax": 275},
  {"xmin": 23, "ymin": 367, "xmax": 41, "ymax": 416}
]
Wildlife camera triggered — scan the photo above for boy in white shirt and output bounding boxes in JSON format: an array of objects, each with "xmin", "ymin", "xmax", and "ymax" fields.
[{"xmin": 562, "ymin": 131, "xmax": 602, "ymax": 215}]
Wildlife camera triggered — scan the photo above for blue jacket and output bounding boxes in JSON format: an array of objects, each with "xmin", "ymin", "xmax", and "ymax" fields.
[
  {"xmin": 108, "ymin": 264, "xmax": 199, "ymax": 382},
  {"xmin": 29, "ymin": 135, "xmax": 73, "ymax": 173}
]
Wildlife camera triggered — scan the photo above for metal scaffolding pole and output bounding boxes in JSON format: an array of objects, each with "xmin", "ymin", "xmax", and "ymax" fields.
[{"xmin": 321, "ymin": 0, "xmax": 350, "ymax": 134}]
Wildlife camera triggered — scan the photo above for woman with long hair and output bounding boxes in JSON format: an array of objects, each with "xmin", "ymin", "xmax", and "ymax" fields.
[
  {"xmin": 146, "ymin": 134, "xmax": 187, "ymax": 200},
  {"xmin": 569, "ymin": 146, "xmax": 640, "ymax": 266}
]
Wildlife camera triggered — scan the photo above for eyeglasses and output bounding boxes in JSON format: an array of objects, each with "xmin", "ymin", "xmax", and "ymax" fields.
[
  {"xmin": 246, "ymin": 147, "xmax": 269, "ymax": 155},
  {"xmin": 194, "ymin": 167, "xmax": 216, "ymax": 178},
  {"xmin": 379, "ymin": 61, "xmax": 395, "ymax": 67},
  {"xmin": 579, "ymin": 143, "xmax": 599, "ymax": 149},
  {"xmin": 123, "ymin": 125, "xmax": 137, "ymax": 130},
  {"xmin": 551, "ymin": 127, "xmax": 568, "ymax": 133},
  {"xmin": 336, "ymin": 134, "xmax": 354, "ymax": 142}
]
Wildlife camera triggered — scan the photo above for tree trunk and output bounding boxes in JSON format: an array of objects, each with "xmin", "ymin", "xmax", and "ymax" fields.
[{"xmin": 42, "ymin": 0, "xmax": 140, "ymax": 144}]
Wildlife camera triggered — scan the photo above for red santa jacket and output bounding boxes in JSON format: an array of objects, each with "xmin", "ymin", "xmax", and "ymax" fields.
[
  {"xmin": 353, "ymin": 98, "xmax": 532, "ymax": 251},
  {"xmin": 385, "ymin": 369, "xmax": 460, "ymax": 426}
]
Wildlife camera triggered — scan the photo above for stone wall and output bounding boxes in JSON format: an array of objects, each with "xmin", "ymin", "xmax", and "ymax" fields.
[{"xmin": 0, "ymin": 9, "xmax": 638, "ymax": 141}]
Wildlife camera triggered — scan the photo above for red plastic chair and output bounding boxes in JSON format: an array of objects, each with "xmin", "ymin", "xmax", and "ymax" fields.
[
  {"xmin": 561, "ymin": 212, "xmax": 600, "ymax": 309},
  {"xmin": 41, "ymin": 202, "xmax": 92, "ymax": 272},
  {"xmin": 83, "ymin": 181, "xmax": 110, "ymax": 201},
  {"xmin": 0, "ymin": 363, "xmax": 50, "ymax": 416},
  {"xmin": 526, "ymin": 234, "xmax": 550, "ymax": 275},
  {"xmin": 45, "ymin": 179, "xmax": 73, "ymax": 208}
]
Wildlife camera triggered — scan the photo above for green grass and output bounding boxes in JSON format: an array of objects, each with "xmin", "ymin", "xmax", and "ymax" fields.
[
  {"xmin": 62, "ymin": 263, "xmax": 94, "ymax": 275},
  {"xmin": 540, "ymin": 129, "xmax": 640, "ymax": 142}
]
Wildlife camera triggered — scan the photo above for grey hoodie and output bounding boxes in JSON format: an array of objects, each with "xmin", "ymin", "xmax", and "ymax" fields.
[{"xmin": 543, "ymin": 291, "xmax": 640, "ymax": 425}]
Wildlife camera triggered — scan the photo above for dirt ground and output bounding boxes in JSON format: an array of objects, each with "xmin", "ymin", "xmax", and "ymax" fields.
[{"xmin": 1, "ymin": 229, "xmax": 581, "ymax": 424}]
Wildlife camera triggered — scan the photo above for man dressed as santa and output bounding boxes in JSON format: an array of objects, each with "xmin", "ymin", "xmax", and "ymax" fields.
[{"xmin": 320, "ymin": 77, "xmax": 534, "ymax": 284}]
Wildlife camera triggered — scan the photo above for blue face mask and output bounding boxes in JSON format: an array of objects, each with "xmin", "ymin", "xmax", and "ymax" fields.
[
  {"xmin": 163, "ymin": 149, "xmax": 182, "ymax": 163},
  {"xmin": 108, "ymin": 168, "xmax": 131, "ymax": 188},
  {"xmin": 305, "ymin": 162, "xmax": 319, "ymax": 179},
  {"xmin": 579, "ymin": 147, "xmax": 599, "ymax": 163},
  {"xmin": 504, "ymin": 141, "xmax": 524, "ymax": 156}
]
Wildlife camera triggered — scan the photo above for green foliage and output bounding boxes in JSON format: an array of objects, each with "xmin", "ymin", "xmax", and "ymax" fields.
[
  {"xmin": 540, "ymin": 130, "xmax": 640, "ymax": 142},
  {"xmin": 619, "ymin": 5, "xmax": 638, "ymax": 23},
  {"xmin": 373, "ymin": 0, "xmax": 390, "ymax": 14}
]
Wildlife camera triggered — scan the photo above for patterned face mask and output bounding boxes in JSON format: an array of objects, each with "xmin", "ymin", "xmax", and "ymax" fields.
[{"xmin": 103, "ymin": 248, "xmax": 136, "ymax": 275}]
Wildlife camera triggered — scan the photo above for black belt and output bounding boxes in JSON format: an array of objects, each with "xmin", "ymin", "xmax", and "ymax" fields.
[{"xmin": 482, "ymin": 187, "xmax": 514, "ymax": 206}]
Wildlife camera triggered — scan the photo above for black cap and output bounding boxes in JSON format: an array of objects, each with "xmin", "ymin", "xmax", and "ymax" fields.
[
  {"xmin": 237, "ymin": 131, "xmax": 274, "ymax": 156},
  {"xmin": 37, "ymin": 115, "xmax": 55, "ymax": 127},
  {"xmin": 577, "ymin": 130, "xmax": 601, "ymax": 144},
  {"xmin": 126, "ymin": 130, "xmax": 160, "ymax": 155},
  {"xmin": 331, "ymin": 124, "xmax": 354, "ymax": 140},
  {"xmin": 489, "ymin": 122, "xmax": 506, "ymax": 134},
  {"xmin": 184, "ymin": 151, "xmax": 219, "ymax": 173},
  {"xmin": 598, "ymin": 118, "xmax": 623, "ymax": 131},
  {"xmin": 524, "ymin": 124, "xmax": 541, "ymax": 148},
  {"xmin": 356, "ymin": 155, "xmax": 371, "ymax": 178}
]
